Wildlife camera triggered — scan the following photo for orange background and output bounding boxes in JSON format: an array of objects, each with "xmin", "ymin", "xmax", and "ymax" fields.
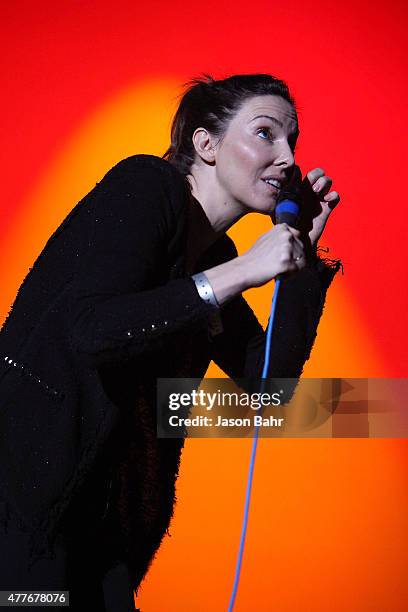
[{"xmin": 1, "ymin": 1, "xmax": 407, "ymax": 610}]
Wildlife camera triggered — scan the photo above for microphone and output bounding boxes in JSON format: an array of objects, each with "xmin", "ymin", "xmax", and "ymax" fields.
[
  {"xmin": 272, "ymin": 185, "xmax": 303, "ymax": 281},
  {"xmin": 272, "ymin": 184, "xmax": 302, "ymax": 228}
]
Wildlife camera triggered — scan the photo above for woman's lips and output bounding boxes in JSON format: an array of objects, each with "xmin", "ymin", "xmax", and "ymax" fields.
[{"xmin": 261, "ymin": 179, "xmax": 280, "ymax": 194}]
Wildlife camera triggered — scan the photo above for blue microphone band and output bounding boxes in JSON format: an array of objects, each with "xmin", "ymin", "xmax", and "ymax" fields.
[{"xmin": 275, "ymin": 199, "xmax": 300, "ymax": 215}]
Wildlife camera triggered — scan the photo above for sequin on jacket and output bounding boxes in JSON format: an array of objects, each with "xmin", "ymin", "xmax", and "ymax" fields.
[{"xmin": 0, "ymin": 154, "xmax": 341, "ymax": 590}]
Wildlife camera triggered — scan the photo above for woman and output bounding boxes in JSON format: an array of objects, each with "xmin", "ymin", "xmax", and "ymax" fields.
[{"xmin": 0, "ymin": 73, "xmax": 340, "ymax": 609}]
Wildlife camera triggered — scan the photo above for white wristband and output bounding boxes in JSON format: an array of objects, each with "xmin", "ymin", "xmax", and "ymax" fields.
[{"xmin": 191, "ymin": 272, "xmax": 220, "ymax": 308}]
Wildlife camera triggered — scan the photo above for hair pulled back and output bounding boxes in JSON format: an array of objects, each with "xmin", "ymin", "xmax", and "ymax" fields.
[{"xmin": 162, "ymin": 73, "xmax": 296, "ymax": 177}]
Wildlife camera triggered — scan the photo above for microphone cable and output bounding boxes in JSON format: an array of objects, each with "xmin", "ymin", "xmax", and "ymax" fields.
[
  {"xmin": 227, "ymin": 278, "xmax": 282, "ymax": 612},
  {"xmin": 227, "ymin": 192, "xmax": 301, "ymax": 612}
]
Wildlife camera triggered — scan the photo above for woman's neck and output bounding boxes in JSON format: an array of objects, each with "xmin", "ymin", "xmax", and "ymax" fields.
[
  {"xmin": 184, "ymin": 192, "xmax": 221, "ymax": 274},
  {"xmin": 186, "ymin": 168, "xmax": 247, "ymax": 235}
]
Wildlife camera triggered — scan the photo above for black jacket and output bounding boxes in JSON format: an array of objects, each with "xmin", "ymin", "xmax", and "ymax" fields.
[{"xmin": 0, "ymin": 154, "xmax": 340, "ymax": 588}]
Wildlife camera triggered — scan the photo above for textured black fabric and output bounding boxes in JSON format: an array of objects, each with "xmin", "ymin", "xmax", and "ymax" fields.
[
  {"xmin": 0, "ymin": 154, "xmax": 341, "ymax": 592},
  {"xmin": 0, "ymin": 483, "xmax": 136, "ymax": 612}
]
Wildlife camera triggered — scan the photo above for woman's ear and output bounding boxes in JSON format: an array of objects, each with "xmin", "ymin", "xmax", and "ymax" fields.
[{"xmin": 191, "ymin": 128, "xmax": 217, "ymax": 164}]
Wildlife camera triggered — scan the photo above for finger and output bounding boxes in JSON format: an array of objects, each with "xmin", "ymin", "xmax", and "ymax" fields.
[
  {"xmin": 287, "ymin": 231, "xmax": 304, "ymax": 249},
  {"xmin": 323, "ymin": 190, "xmax": 340, "ymax": 208},
  {"xmin": 276, "ymin": 223, "xmax": 291, "ymax": 234},
  {"xmin": 277, "ymin": 224, "xmax": 300, "ymax": 239},
  {"xmin": 313, "ymin": 176, "xmax": 332, "ymax": 196},
  {"xmin": 293, "ymin": 252, "xmax": 305, "ymax": 268},
  {"xmin": 293, "ymin": 236, "xmax": 304, "ymax": 252},
  {"xmin": 306, "ymin": 167, "xmax": 325, "ymax": 185},
  {"xmin": 287, "ymin": 227, "xmax": 301, "ymax": 238}
]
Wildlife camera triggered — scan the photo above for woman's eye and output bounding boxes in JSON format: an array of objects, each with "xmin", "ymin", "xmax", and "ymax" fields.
[{"xmin": 257, "ymin": 128, "xmax": 273, "ymax": 141}]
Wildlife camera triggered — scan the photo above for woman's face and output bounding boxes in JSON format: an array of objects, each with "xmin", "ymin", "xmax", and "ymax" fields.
[{"xmin": 213, "ymin": 95, "xmax": 299, "ymax": 214}]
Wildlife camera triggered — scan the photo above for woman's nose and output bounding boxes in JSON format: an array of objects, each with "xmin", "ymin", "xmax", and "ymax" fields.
[{"xmin": 274, "ymin": 140, "xmax": 295, "ymax": 168}]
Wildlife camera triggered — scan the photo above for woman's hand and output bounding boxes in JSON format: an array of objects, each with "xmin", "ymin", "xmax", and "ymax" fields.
[
  {"xmin": 239, "ymin": 223, "xmax": 306, "ymax": 288},
  {"xmin": 288, "ymin": 165, "xmax": 340, "ymax": 249},
  {"xmin": 203, "ymin": 225, "xmax": 305, "ymax": 306}
]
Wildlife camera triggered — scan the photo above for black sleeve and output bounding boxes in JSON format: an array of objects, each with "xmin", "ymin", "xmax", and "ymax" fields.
[
  {"xmin": 208, "ymin": 237, "xmax": 341, "ymax": 381},
  {"xmin": 69, "ymin": 160, "xmax": 216, "ymax": 367}
]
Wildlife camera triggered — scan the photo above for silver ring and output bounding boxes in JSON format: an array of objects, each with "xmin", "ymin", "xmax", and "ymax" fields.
[{"xmin": 294, "ymin": 255, "xmax": 303, "ymax": 261}]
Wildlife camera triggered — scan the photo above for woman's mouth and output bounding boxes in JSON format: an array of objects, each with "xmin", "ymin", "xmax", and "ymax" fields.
[{"xmin": 261, "ymin": 178, "xmax": 282, "ymax": 194}]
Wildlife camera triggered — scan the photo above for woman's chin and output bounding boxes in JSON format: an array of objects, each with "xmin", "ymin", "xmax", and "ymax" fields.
[
  {"xmin": 242, "ymin": 191, "xmax": 278, "ymax": 215},
  {"xmin": 252, "ymin": 204, "xmax": 277, "ymax": 217},
  {"xmin": 260, "ymin": 194, "xmax": 278, "ymax": 215}
]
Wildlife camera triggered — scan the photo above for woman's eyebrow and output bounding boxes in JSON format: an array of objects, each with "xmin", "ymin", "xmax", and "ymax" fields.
[
  {"xmin": 250, "ymin": 114, "xmax": 283, "ymax": 127},
  {"xmin": 250, "ymin": 114, "xmax": 299, "ymax": 136}
]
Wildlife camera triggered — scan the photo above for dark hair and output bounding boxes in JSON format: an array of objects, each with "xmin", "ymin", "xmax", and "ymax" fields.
[{"xmin": 162, "ymin": 73, "xmax": 296, "ymax": 177}]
